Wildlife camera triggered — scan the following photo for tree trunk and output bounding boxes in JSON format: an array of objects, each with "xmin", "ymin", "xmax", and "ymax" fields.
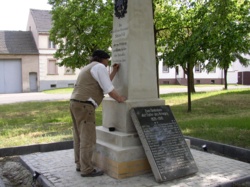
[
  {"xmin": 183, "ymin": 65, "xmax": 196, "ymax": 93},
  {"xmin": 187, "ymin": 63, "xmax": 192, "ymax": 112},
  {"xmin": 224, "ymin": 68, "xmax": 228, "ymax": 90},
  {"xmin": 152, "ymin": 1, "xmax": 160, "ymax": 98},
  {"xmin": 189, "ymin": 67, "xmax": 196, "ymax": 93}
]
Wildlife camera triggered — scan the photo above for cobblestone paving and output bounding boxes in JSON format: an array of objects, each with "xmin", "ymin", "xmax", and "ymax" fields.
[{"xmin": 20, "ymin": 149, "xmax": 250, "ymax": 187}]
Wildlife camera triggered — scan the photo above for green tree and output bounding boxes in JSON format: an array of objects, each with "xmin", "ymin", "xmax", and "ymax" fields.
[
  {"xmin": 48, "ymin": 0, "xmax": 113, "ymax": 69},
  {"xmin": 48, "ymin": 0, "xmax": 250, "ymax": 111},
  {"xmin": 152, "ymin": 0, "xmax": 174, "ymax": 97},
  {"xmin": 156, "ymin": 0, "xmax": 208, "ymax": 111},
  {"xmin": 156, "ymin": 0, "xmax": 250, "ymax": 111},
  {"xmin": 204, "ymin": 0, "xmax": 250, "ymax": 89}
]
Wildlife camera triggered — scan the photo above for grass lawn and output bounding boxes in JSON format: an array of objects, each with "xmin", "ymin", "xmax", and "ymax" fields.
[
  {"xmin": 0, "ymin": 88, "xmax": 249, "ymax": 149},
  {"xmin": 162, "ymin": 89, "xmax": 250, "ymax": 149}
]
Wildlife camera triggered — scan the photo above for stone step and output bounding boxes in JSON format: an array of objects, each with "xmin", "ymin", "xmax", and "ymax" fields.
[
  {"xmin": 96, "ymin": 126, "xmax": 142, "ymax": 147},
  {"xmin": 96, "ymin": 139, "xmax": 146, "ymax": 162}
]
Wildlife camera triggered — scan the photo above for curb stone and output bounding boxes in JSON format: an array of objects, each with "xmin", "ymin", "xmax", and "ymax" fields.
[
  {"xmin": 185, "ymin": 136, "xmax": 250, "ymax": 163},
  {"xmin": 0, "ymin": 138, "xmax": 249, "ymax": 163},
  {"xmin": 19, "ymin": 158, "xmax": 53, "ymax": 187},
  {"xmin": 0, "ymin": 141, "xmax": 73, "ymax": 157}
]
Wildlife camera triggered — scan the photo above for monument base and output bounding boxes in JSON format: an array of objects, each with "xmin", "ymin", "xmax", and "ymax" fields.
[
  {"xmin": 93, "ymin": 126, "xmax": 151, "ymax": 179},
  {"xmin": 94, "ymin": 151, "xmax": 151, "ymax": 179}
]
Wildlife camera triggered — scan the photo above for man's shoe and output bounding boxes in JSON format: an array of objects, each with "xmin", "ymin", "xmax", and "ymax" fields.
[{"xmin": 81, "ymin": 169, "xmax": 104, "ymax": 177}]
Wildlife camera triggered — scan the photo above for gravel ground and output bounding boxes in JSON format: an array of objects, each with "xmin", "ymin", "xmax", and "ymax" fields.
[{"xmin": 0, "ymin": 156, "xmax": 41, "ymax": 187}]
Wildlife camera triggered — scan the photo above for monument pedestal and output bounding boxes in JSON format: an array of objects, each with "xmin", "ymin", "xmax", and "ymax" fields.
[
  {"xmin": 94, "ymin": 127, "xmax": 150, "ymax": 179},
  {"xmin": 94, "ymin": 99, "xmax": 165, "ymax": 179},
  {"xmin": 102, "ymin": 98, "xmax": 165, "ymax": 133}
]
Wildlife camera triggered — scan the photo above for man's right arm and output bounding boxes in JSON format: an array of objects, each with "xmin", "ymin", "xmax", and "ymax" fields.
[{"xmin": 91, "ymin": 64, "xmax": 126, "ymax": 102}]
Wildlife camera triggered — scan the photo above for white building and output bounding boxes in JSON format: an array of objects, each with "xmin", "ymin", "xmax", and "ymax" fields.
[
  {"xmin": 26, "ymin": 9, "xmax": 81, "ymax": 91},
  {"xmin": 159, "ymin": 55, "xmax": 250, "ymax": 85}
]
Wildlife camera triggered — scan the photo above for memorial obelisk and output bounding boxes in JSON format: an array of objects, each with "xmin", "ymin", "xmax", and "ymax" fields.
[{"xmin": 93, "ymin": 0, "xmax": 165, "ymax": 179}]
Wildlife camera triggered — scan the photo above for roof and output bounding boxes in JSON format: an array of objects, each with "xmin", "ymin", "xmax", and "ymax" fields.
[
  {"xmin": 0, "ymin": 31, "xmax": 38, "ymax": 55},
  {"xmin": 30, "ymin": 9, "xmax": 52, "ymax": 33}
]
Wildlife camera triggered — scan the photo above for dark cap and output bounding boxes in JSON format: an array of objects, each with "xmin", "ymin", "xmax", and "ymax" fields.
[{"xmin": 92, "ymin": 50, "xmax": 110, "ymax": 59}]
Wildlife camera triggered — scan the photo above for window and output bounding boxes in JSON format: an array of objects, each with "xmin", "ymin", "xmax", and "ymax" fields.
[
  {"xmin": 47, "ymin": 60, "xmax": 58, "ymax": 75},
  {"xmin": 162, "ymin": 65, "xmax": 169, "ymax": 73},
  {"xmin": 68, "ymin": 83, "xmax": 74, "ymax": 88},
  {"xmin": 48, "ymin": 39, "xmax": 56, "ymax": 49},
  {"xmin": 175, "ymin": 66, "xmax": 179, "ymax": 75},
  {"xmin": 195, "ymin": 64, "xmax": 201, "ymax": 73},
  {"xmin": 65, "ymin": 67, "xmax": 75, "ymax": 75}
]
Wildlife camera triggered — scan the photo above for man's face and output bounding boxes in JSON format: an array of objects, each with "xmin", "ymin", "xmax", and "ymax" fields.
[{"xmin": 102, "ymin": 58, "xmax": 110, "ymax": 67}]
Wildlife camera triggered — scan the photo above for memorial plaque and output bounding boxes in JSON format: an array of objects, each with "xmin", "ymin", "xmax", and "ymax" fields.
[{"xmin": 130, "ymin": 106, "xmax": 198, "ymax": 182}]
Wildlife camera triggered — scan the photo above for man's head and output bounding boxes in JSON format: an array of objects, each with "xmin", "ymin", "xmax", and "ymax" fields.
[
  {"xmin": 92, "ymin": 50, "xmax": 110, "ymax": 59},
  {"xmin": 91, "ymin": 50, "xmax": 110, "ymax": 66}
]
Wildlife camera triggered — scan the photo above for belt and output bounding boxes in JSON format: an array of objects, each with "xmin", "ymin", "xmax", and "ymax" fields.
[{"xmin": 70, "ymin": 99, "xmax": 95, "ymax": 107}]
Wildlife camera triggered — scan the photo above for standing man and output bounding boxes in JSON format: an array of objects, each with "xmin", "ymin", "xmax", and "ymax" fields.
[{"xmin": 70, "ymin": 50, "xmax": 126, "ymax": 177}]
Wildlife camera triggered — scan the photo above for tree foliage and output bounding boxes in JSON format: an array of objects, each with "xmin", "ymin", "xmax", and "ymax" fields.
[
  {"xmin": 48, "ymin": 0, "xmax": 250, "ymax": 111},
  {"xmin": 203, "ymin": 0, "xmax": 250, "ymax": 89},
  {"xmin": 154, "ymin": 0, "xmax": 209, "ymax": 111},
  {"xmin": 48, "ymin": 0, "xmax": 113, "ymax": 69},
  {"xmin": 155, "ymin": 0, "xmax": 250, "ymax": 111}
]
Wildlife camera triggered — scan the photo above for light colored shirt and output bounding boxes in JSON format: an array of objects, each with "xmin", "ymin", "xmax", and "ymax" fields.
[{"xmin": 90, "ymin": 63, "xmax": 114, "ymax": 94}]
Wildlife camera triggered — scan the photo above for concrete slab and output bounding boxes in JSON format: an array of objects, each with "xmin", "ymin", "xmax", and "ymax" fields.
[{"xmin": 20, "ymin": 149, "xmax": 250, "ymax": 187}]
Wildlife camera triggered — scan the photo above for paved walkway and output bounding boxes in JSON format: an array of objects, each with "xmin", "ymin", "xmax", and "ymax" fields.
[
  {"xmin": 0, "ymin": 85, "xmax": 249, "ymax": 105},
  {"xmin": 20, "ymin": 149, "xmax": 250, "ymax": 187}
]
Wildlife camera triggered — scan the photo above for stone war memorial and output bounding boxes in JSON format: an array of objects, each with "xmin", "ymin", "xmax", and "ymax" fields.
[{"xmin": 93, "ymin": 0, "xmax": 198, "ymax": 182}]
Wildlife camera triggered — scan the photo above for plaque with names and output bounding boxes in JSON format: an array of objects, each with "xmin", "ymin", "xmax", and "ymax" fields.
[{"xmin": 130, "ymin": 106, "xmax": 198, "ymax": 182}]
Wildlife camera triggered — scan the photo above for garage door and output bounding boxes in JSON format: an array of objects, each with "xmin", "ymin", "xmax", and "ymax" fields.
[{"xmin": 0, "ymin": 59, "xmax": 22, "ymax": 93}]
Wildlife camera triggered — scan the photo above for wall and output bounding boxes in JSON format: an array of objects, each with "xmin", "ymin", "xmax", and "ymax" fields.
[{"xmin": 0, "ymin": 54, "xmax": 39, "ymax": 92}]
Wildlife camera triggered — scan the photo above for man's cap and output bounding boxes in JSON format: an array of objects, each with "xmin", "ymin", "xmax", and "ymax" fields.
[{"xmin": 92, "ymin": 50, "xmax": 110, "ymax": 59}]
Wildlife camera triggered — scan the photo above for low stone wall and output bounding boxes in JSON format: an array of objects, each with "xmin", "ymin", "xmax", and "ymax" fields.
[{"xmin": 185, "ymin": 136, "xmax": 250, "ymax": 163}]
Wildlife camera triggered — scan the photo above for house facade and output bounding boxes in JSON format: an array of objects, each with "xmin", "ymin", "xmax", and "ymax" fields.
[
  {"xmin": 0, "ymin": 9, "xmax": 249, "ymax": 94},
  {"xmin": 159, "ymin": 62, "xmax": 225, "ymax": 85},
  {"xmin": 0, "ymin": 31, "xmax": 39, "ymax": 93},
  {"xmin": 159, "ymin": 56, "xmax": 250, "ymax": 86},
  {"xmin": 26, "ymin": 9, "xmax": 80, "ymax": 91}
]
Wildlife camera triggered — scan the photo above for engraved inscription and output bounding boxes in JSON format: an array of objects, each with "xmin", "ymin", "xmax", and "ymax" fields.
[
  {"xmin": 130, "ymin": 106, "xmax": 198, "ymax": 182},
  {"xmin": 112, "ymin": 26, "xmax": 128, "ymax": 40},
  {"xmin": 112, "ymin": 42, "xmax": 127, "ymax": 64}
]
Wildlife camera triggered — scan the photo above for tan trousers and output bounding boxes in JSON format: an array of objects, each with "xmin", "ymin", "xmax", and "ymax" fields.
[{"xmin": 70, "ymin": 101, "xmax": 96, "ymax": 175}]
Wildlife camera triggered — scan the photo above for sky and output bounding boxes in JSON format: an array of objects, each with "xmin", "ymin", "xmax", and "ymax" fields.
[{"xmin": 0, "ymin": 0, "xmax": 52, "ymax": 31}]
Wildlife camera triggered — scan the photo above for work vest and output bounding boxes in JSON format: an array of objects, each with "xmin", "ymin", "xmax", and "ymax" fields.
[{"xmin": 70, "ymin": 62, "xmax": 104, "ymax": 106}]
